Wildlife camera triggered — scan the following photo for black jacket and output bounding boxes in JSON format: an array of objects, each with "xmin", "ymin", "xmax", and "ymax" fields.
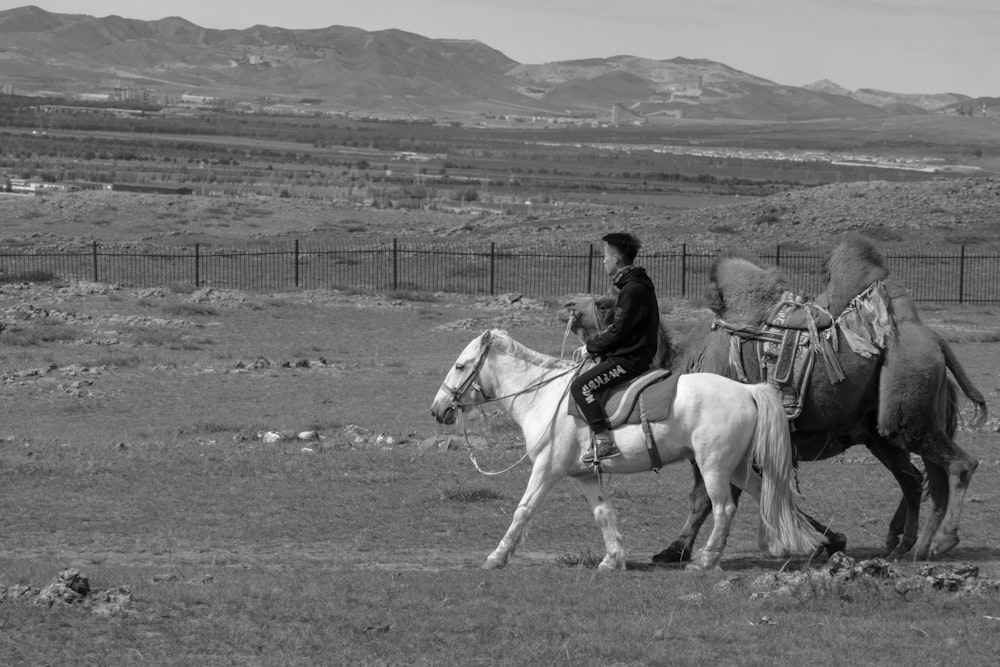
[{"xmin": 585, "ymin": 265, "xmax": 659, "ymax": 368}]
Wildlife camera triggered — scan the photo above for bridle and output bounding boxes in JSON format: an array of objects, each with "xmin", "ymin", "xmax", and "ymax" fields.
[
  {"xmin": 440, "ymin": 330, "xmax": 495, "ymax": 416},
  {"xmin": 442, "ymin": 330, "xmax": 581, "ymax": 414},
  {"xmin": 438, "ymin": 330, "xmax": 583, "ymax": 476}
]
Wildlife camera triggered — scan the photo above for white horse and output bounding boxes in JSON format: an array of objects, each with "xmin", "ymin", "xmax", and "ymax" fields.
[{"xmin": 430, "ymin": 329, "xmax": 825, "ymax": 571}]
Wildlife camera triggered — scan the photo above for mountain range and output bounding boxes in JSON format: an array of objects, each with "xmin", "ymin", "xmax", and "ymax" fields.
[{"xmin": 0, "ymin": 5, "xmax": 989, "ymax": 121}]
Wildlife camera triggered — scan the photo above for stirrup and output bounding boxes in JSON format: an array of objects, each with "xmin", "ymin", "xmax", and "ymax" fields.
[{"xmin": 583, "ymin": 435, "xmax": 620, "ymax": 464}]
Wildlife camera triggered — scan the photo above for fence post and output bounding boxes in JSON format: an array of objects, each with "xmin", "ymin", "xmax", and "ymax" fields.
[
  {"xmin": 775, "ymin": 243, "xmax": 781, "ymax": 267},
  {"xmin": 489, "ymin": 242, "xmax": 495, "ymax": 296},
  {"xmin": 194, "ymin": 243, "xmax": 200, "ymax": 288},
  {"xmin": 294, "ymin": 239, "xmax": 300, "ymax": 288},
  {"xmin": 680, "ymin": 243, "xmax": 687, "ymax": 297},
  {"xmin": 393, "ymin": 238, "xmax": 398, "ymax": 291},
  {"xmin": 959, "ymin": 245, "xmax": 966, "ymax": 304},
  {"xmin": 586, "ymin": 243, "xmax": 593, "ymax": 293},
  {"xmin": 92, "ymin": 241, "xmax": 98, "ymax": 282}
]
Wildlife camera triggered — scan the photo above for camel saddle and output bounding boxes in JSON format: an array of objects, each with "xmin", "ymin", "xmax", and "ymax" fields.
[
  {"xmin": 568, "ymin": 367, "xmax": 677, "ymax": 472},
  {"xmin": 717, "ymin": 282, "xmax": 891, "ymax": 421},
  {"xmin": 718, "ymin": 290, "xmax": 844, "ymax": 420}
]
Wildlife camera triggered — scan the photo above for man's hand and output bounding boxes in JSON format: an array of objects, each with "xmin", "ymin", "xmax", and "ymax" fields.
[{"xmin": 572, "ymin": 345, "xmax": 592, "ymax": 363}]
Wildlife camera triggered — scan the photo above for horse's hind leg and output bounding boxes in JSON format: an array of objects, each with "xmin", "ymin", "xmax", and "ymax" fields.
[
  {"xmin": 686, "ymin": 468, "xmax": 738, "ymax": 571},
  {"xmin": 484, "ymin": 460, "xmax": 561, "ymax": 569},
  {"xmin": 572, "ymin": 475, "xmax": 627, "ymax": 570},
  {"xmin": 652, "ymin": 462, "xmax": 716, "ymax": 564}
]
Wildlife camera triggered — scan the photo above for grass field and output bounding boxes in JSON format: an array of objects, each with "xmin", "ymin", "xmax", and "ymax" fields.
[{"xmin": 1, "ymin": 277, "xmax": 999, "ymax": 664}]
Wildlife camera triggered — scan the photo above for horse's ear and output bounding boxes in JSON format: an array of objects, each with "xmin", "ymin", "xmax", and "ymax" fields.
[
  {"xmin": 704, "ymin": 284, "xmax": 724, "ymax": 316},
  {"xmin": 482, "ymin": 330, "xmax": 493, "ymax": 344}
]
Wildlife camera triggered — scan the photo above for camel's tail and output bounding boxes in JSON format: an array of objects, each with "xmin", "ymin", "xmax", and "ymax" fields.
[{"xmin": 932, "ymin": 329, "xmax": 988, "ymax": 429}]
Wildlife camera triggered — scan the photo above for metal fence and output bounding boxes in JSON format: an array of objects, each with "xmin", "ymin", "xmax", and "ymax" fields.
[{"xmin": 2, "ymin": 240, "xmax": 1000, "ymax": 303}]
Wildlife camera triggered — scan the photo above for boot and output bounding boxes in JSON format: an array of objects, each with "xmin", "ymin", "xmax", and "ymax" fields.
[{"xmin": 583, "ymin": 430, "xmax": 620, "ymax": 464}]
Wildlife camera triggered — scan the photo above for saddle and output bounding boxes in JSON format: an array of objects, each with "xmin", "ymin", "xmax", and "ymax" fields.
[
  {"xmin": 716, "ymin": 282, "xmax": 891, "ymax": 421},
  {"xmin": 567, "ymin": 367, "xmax": 677, "ymax": 427},
  {"xmin": 568, "ymin": 367, "xmax": 678, "ymax": 472}
]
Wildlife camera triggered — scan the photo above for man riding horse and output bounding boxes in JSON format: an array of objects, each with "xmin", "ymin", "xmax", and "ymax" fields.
[{"xmin": 569, "ymin": 232, "xmax": 661, "ymax": 464}]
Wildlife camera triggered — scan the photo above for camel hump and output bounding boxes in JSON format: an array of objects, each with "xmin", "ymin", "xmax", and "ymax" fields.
[{"xmin": 823, "ymin": 234, "xmax": 890, "ymax": 313}]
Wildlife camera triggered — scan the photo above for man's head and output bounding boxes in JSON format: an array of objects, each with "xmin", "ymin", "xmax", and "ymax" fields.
[{"xmin": 601, "ymin": 233, "xmax": 641, "ymax": 276}]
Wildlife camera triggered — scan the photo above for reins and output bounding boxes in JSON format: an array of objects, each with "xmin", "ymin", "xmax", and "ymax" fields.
[{"xmin": 445, "ymin": 336, "xmax": 582, "ymax": 476}]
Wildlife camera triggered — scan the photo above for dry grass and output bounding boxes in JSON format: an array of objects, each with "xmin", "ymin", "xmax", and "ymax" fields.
[{"xmin": 1, "ymin": 278, "xmax": 999, "ymax": 664}]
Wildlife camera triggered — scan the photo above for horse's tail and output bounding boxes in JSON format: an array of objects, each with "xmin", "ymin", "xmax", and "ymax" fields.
[{"xmin": 747, "ymin": 383, "xmax": 825, "ymax": 557}]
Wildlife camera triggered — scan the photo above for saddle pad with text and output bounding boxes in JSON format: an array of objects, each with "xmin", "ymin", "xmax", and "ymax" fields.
[{"xmin": 568, "ymin": 368, "xmax": 677, "ymax": 428}]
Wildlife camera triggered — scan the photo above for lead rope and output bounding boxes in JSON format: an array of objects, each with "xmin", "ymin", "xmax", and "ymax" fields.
[{"xmin": 559, "ymin": 315, "xmax": 576, "ymax": 360}]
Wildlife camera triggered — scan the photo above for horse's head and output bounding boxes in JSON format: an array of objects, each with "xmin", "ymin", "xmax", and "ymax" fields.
[
  {"xmin": 557, "ymin": 294, "xmax": 615, "ymax": 343},
  {"xmin": 706, "ymin": 255, "xmax": 785, "ymax": 325},
  {"xmin": 431, "ymin": 330, "xmax": 495, "ymax": 425}
]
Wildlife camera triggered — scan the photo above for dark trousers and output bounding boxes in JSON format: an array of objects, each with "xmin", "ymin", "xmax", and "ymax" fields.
[{"xmin": 570, "ymin": 357, "xmax": 646, "ymax": 431}]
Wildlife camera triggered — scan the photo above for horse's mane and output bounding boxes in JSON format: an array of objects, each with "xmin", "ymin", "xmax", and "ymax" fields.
[
  {"xmin": 822, "ymin": 233, "xmax": 889, "ymax": 314},
  {"xmin": 706, "ymin": 255, "xmax": 785, "ymax": 324},
  {"xmin": 489, "ymin": 329, "xmax": 572, "ymax": 369}
]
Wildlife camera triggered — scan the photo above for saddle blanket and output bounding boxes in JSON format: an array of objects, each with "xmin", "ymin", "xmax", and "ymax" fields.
[{"xmin": 568, "ymin": 368, "xmax": 677, "ymax": 428}]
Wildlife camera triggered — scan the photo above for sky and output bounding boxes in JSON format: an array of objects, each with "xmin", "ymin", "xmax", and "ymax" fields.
[{"xmin": 3, "ymin": 0, "xmax": 998, "ymax": 97}]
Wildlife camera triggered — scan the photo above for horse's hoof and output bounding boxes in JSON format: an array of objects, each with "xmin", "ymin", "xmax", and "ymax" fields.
[
  {"xmin": 482, "ymin": 557, "xmax": 503, "ymax": 570},
  {"xmin": 652, "ymin": 544, "xmax": 692, "ymax": 563},
  {"xmin": 598, "ymin": 555, "xmax": 626, "ymax": 571},
  {"xmin": 824, "ymin": 532, "xmax": 847, "ymax": 556}
]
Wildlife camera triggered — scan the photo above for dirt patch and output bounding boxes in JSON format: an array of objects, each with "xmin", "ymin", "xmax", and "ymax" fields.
[{"xmin": 1, "ymin": 568, "xmax": 134, "ymax": 617}]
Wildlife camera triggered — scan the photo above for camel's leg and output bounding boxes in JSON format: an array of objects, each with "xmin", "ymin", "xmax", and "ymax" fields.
[
  {"xmin": 483, "ymin": 459, "xmax": 561, "ymax": 569},
  {"xmin": 910, "ymin": 430, "xmax": 977, "ymax": 559},
  {"xmin": 913, "ymin": 461, "xmax": 948, "ymax": 560},
  {"xmin": 932, "ymin": 450, "xmax": 978, "ymax": 556},
  {"xmin": 686, "ymin": 466, "xmax": 738, "ymax": 571},
  {"xmin": 653, "ymin": 462, "xmax": 718, "ymax": 563},
  {"xmin": 866, "ymin": 442, "xmax": 923, "ymax": 559},
  {"xmin": 572, "ymin": 476, "xmax": 627, "ymax": 570}
]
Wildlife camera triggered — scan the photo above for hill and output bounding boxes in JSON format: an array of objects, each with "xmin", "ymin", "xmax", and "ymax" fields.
[{"xmin": 0, "ymin": 5, "xmax": 990, "ymax": 121}]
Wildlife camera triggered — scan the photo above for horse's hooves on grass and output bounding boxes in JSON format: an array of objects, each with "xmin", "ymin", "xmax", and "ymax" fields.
[
  {"xmin": 481, "ymin": 558, "xmax": 503, "ymax": 570},
  {"xmin": 651, "ymin": 544, "xmax": 692, "ymax": 563},
  {"xmin": 824, "ymin": 533, "xmax": 847, "ymax": 556}
]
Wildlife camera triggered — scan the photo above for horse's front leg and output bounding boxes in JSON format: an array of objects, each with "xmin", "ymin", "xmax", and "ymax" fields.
[
  {"xmin": 652, "ymin": 461, "xmax": 714, "ymax": 563},
  {"xmin": 572, "ymin": 475, "xmax": 626, "ymax": 570},
  {"xmin": 483, "ymin": 458, "xmax": 561, "ymax": 569}
]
